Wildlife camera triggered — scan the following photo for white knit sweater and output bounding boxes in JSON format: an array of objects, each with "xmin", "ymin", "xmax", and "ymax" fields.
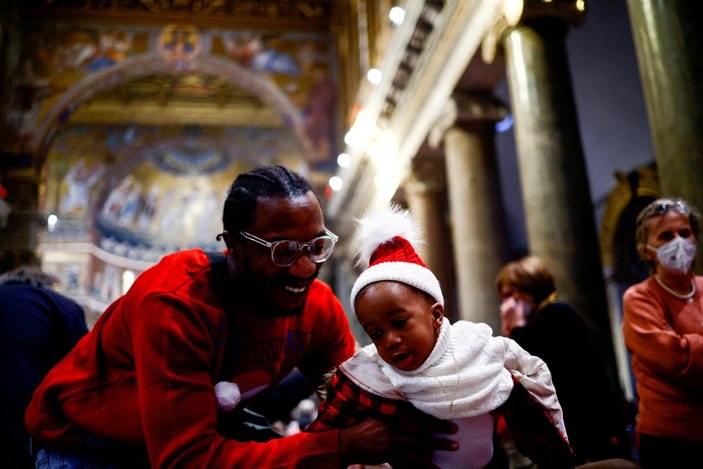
[{"xmin": 342, "ymin": 318, "xmax": 566, "ymax": 433}]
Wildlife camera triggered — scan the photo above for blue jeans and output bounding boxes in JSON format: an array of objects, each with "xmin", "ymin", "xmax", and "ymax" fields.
[
  {"xmin": 32, "ymin": 438, "xmax": 149, "ymax": 469},
  {"xmin": 35, "ymin": 447, "xmax": 121, "ymax": 469}
]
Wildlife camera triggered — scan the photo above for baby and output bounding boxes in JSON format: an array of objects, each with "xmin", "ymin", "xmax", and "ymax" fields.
[{"xmin": 307, "ymin": 205, "xmax": 573, "ymax": 468}]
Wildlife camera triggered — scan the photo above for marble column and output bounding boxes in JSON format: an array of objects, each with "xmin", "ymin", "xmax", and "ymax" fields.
[
  {"xmin": 501, "ymin": 14, "xmax": 614, "ymax": 351},
  {"xmin": 626, "ymin": 0, "xmax": 703, "ymax": 271},
  {"xmin": 431, "ymin": 92, "xmax": 510, "ymax": 332},
  {"xmin": 405, "ymin": 155, "xmax": 458, "ymax": 322}
]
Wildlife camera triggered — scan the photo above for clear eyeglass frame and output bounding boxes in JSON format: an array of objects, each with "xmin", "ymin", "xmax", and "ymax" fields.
[{"xmin": 238, "ymin": 229, "xmax": 338, "ymax": 267}]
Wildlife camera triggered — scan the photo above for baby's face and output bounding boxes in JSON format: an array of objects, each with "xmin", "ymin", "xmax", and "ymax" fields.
[{"xmin": 355, "ymin": 281, "xmax": 443, "ymax": 371}]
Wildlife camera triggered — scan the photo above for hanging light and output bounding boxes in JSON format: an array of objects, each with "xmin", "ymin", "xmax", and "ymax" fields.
[
  {"xmin": 367, "ymin": 68, "xmax": 383, "ymax": 85},
  {"xmin": 328, "ymin": 176, "xmax": 343, "ymax": 192},
  {"xmin": 337, "ymin": 152, "xmax": 351, "ymax": 168},
  {"xmin": 389, "ymin": 6, "xmax": 406, "ymax": 26}
]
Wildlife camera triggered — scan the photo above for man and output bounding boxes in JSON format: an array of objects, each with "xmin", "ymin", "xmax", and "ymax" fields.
[
  {"xmin": 0, "ymin": 265, "xmax": 88, "ymax": 469},
  {"xmin": 26, "ymin": 165, "xmax": 455, "ymax": 468}
]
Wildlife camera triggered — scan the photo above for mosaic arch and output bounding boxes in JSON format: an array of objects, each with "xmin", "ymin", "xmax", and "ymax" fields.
[
  {"xmin": 22, "ymin": 24, "xmax": 339, "ymax": 313},
  {"xmin": 10, "ymin": 22, "xmax": 339, "ymax": 163},
  {"xmin": 30, "ymin": 53, "xmax": 315, "ymax": 166},
  {"xmin": 33, "ymin": 45, "xmax": 316, "ymax": 263}
]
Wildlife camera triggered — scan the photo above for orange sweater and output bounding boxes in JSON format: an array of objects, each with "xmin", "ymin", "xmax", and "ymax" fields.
[{"xmin": 622, "ymin": 275, "xmax": 703, "ymax": 442}]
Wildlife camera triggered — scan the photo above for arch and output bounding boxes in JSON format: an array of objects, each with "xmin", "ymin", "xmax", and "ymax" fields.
[{"xmin": 30, "ymin": 52, "xmax": 315, "ymax": 167}]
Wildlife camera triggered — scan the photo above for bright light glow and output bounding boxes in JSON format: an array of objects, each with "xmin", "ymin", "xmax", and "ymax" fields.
[
  {"xmin": 337, "ymin": 152, "xmax": 351, "ymax": 168},
  {"xmin": 47, "ymin": 214, "xmax": 58, "ymax": 232},
  {"xmin": 389, "ymin": 6, "xmax": 405, "ymax": 26},
  {"xmin": 369, "ymin": 131, "xmax": 401, "ymax": 204},
  {"xmin": 122, "ymin": 270, "xmax": 136, "ymax": 295},
  {"xmin": 344, "ymin": 110, "xmax": 377, "ymax": 148},
  {"xmin": 504, "ymin": 0, "xmax": 524, "ymax": 24},
  {"xmin": 576, "ymin": 0, "xmax": 585, "ymax": 11},
  {"xmin": 368, "ymin": 131, "xmax": 397, "ymax": 165},
  {"xmin": 328, "ymin": 176, "xmax": 343, "ymax": 192},
  {"xmin": 367, "ymin": 68, "xmax": 382, "ymax": 85}
]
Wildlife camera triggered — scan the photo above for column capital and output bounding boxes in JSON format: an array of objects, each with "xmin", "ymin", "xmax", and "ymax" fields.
[
  {"xmin": 483, "ymin": 0, "xmax": 586, "ymax": 63},
  {"xmin": 428, "ymin": 92, "xmax": 508, "ymax": 148},
  {"xmin": 406, "ymin": 156, "xmax": 446, "ymax": 194},
  {"xmin": 505, "ymin": 0, "xmax": 586, "ymax": 27},
  {"xmin": 428, "ymin": 99, "xmax": 458, "ymax": 149}
]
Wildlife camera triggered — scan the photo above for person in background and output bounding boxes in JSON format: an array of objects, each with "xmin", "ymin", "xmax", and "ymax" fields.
[
  {"xmin": 496, "ymin": 256, "xmax": 632, "ymax": 466},
  {"xmin": 25, "ymin": 165, "xmax": 455, "ymax": 469},
  {"xmin": 622, "ymin": 197, "xmax": 703, "ymax": 468},
  {"xmin": 0, "ymin": 264, "xmax": 88, "ymax": 469},
  {"xmin": 308, "ymin": 205, "xmax": 573, "ymax": 469}
]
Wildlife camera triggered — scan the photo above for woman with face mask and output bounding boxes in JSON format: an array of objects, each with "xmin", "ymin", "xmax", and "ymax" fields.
[{"xmin": 622, "ymin": 198, "xmax": 703, "ymax": 468}]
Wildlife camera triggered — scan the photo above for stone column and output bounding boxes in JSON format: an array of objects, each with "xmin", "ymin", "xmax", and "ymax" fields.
[
  {"xmin": 500, "ymin": 9, "xmax": 614, "ymax": 352},
  {"xmin": 430, "ymin": 92, "xmax": 510, "ymax": 332},
  {"xmin": 404, "ymin": 155, "xmax": 458, "ymax": 322},
  {"xmin": 626, "ymin": 0, "xmax": 703, "ymax": 271},
  {"xmin": 0, "ymin": 11, "xmax": 43, "ymax": 266},
  {"xmin": 0, "ymin": 155, "xmax": 43, "ymax": 262}
]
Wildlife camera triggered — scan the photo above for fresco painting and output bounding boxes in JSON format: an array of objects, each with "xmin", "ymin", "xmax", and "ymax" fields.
[
  {"xmin": 42, "ymin": 124, "xmax": 306, "ymax": 254},
  {"xmin": 158, "ymin": 25, "xmax": 201, "ymax": 67},
  {"xmin": 4, "ymin": 24, "xmax": 338, "ymax": 162}
]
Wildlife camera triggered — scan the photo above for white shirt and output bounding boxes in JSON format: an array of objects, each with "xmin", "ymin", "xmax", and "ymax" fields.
[{"xmin": 341, "ymin": 319, "xmax": 566, "ymax": 468}]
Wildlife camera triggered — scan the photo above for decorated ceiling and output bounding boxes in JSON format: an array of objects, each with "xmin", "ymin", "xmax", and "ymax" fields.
[{"xmin": 0, "ymin": 0, "xmax": 344, "ymax": 311}]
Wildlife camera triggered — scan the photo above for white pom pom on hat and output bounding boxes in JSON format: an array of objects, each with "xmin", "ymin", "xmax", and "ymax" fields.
[
  {"xmin": 350, "ymin": 204, "xmax": 443, "ymax": 313},
  {"xmin": 214, "ymin": 381, "xmax": 241, "ymax": 412}
]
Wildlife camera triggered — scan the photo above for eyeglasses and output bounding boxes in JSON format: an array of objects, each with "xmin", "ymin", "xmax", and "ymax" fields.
[
  {"xmin": 637, "ymin": 198, "xmax": 692, "ymax": 226},
  {"xmin": 238, "ymin": 229, "xmax": 338, "ymax": 267}
]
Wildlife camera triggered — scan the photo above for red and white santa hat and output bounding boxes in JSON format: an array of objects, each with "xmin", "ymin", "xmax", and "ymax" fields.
[{"xmin": 350, "ymin": 205, "xmax": 444, "ymax": 313}]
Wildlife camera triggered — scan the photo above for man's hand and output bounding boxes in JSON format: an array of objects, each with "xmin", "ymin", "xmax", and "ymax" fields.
[{"xmin": 339, "ymin": 414, "xmax": 458, "ymax": 468}]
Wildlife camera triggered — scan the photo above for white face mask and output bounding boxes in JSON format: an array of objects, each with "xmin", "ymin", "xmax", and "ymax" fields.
[{"xmin": 647, "ymin": 237, "xmax": 697, "ymax": 274}]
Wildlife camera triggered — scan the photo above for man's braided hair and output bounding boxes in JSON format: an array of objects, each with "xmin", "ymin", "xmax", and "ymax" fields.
[{"xmin": 219, "ymin": 165, "xmax": 313, "ymax": 237}]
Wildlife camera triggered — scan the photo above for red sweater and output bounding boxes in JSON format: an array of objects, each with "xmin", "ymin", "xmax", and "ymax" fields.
[
  {"xmin": 26, "ymin": 249, "xmax": 357, "ymax": 468},
  {"xmin": 622, "ymin": 275, "xmax": 703, "ymax": 442}
]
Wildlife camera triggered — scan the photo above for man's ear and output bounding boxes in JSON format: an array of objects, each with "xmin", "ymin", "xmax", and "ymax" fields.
[{"xmin": 219, "ymin": 231, "xmax": 237, "ymax": 252}]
